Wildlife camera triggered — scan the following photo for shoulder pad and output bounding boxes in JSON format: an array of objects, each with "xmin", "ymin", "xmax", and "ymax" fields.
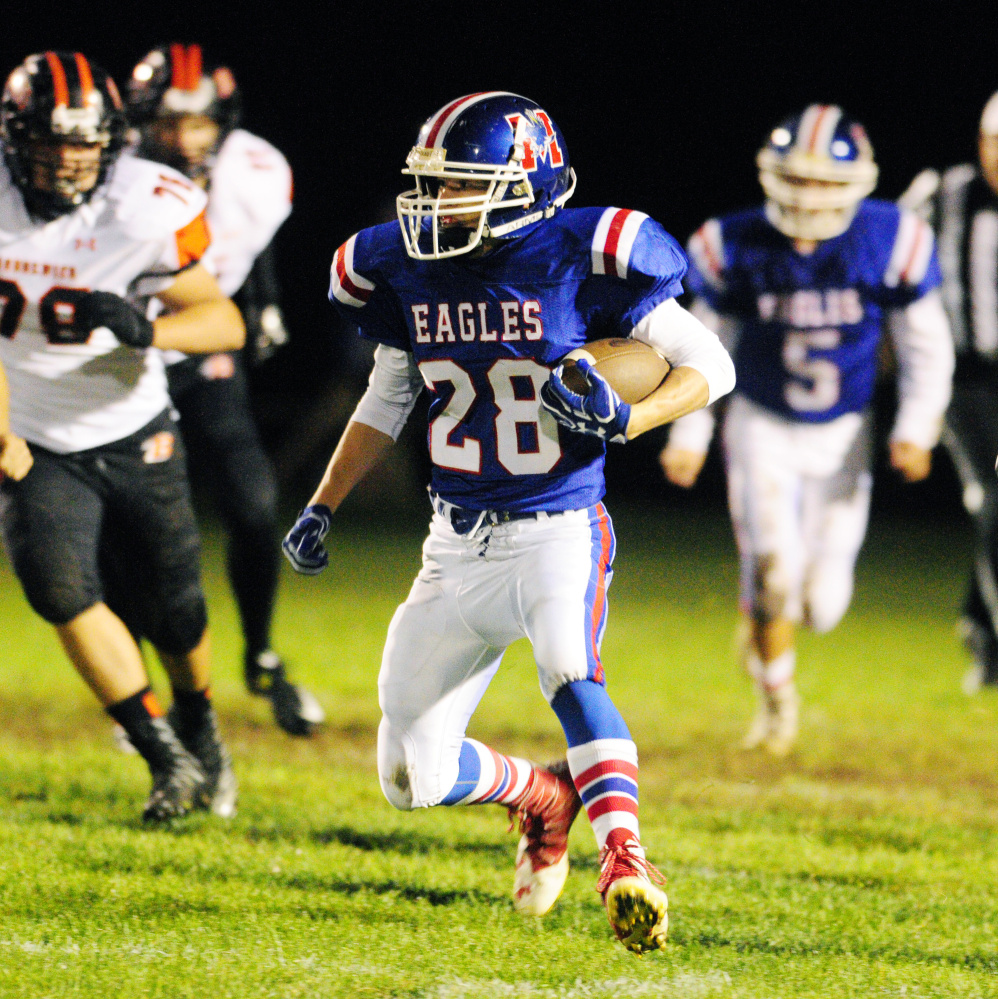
[
  {"xmin": 329, "ymin": 222, "xmax": 406, "ymax": 309},
  {"xmin": 883, "ymin": 205, "xmax": 934, "ymax": 289},
  {"xmin": 212, "ymin": 129, "xmax": 293, "ymax": 205},
  {"xmin": 330, "ymin": 230, "xmax": 377, "ymax": 309},
  {"xmin": 107, "ymin": 155, "xmax": 208, "ymax": 241},
  {"xmin": 589, "ymin": 207, "xmax": 651, "ymax": 277}
]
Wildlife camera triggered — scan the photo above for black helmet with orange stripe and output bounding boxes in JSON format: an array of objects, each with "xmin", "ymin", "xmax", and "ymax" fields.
[
  {"xmin": 1, "ymin": 51, "xmax": 127, "ymax": 220},
  {"xmin": 127, "ymin": 44, "xmax": 241, "ymax": 184}
]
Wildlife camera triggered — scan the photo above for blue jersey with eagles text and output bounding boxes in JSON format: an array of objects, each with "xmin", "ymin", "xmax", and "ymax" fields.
[
  {"xmin": 330, "ymin": 207, "xmax": 686, "ymax": 511},
  {"xmin": 685, "ymin": 200, "xmax": 941, "ymax": 422}
]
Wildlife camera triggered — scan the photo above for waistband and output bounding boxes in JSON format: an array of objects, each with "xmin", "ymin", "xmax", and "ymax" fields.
[{"xmin": 429, "ymin": 491, "xmax": 566, "ymax": 536}]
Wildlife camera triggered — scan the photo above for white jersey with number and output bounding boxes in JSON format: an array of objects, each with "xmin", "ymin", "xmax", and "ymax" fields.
[
  {"xmin": 156, "ymin": 128, "xmax": 292, "ymax": 368},
  {"xmin": 201, "ymin": 128, "xmax": 292, "ymax": 297},
  {"xmin": 0, "ymin": 154, "xmax": 210, "ymax": 453}
]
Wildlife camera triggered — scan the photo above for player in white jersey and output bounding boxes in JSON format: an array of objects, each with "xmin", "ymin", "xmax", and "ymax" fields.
[
  {"xmin": 283, "ymin": 92, "xmax": 735, "ymax": 953},
  {"xmin": 0, "ymin": 51, "xmax": 245, "ymax": 820},
  {"xmin": 661, "ymin": 106, "xmax": 954, "ymax": 755},
  {"xmin": 125, "ymin": 44, "xmax": 323, "ymax": 736}
]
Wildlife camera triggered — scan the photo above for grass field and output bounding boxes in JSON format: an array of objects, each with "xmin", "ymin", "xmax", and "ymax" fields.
[{"xmin": 1, "ymin": 500, "xmax": 997, "ymax": 998}]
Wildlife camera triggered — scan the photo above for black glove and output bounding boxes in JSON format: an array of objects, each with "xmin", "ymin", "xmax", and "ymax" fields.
[{"xmin": 76, "ymin": 291, "xmax": 155, "ymax": 349}]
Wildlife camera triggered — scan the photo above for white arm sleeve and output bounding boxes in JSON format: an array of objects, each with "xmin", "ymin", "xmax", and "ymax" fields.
[
  {"xmin": 631, "ymin": 297, "xmax": 736, "ymax": 405},
  {"xmin": 640, "ymin": 297, "xmax": 739, "ymax": 453},
  {"xmin": 350, "ymin": 344, "xmax": 424, "ymax": 440},
  {"xmin": 887, "ymin": 289, "xmax": 955, "ymax": 449}
]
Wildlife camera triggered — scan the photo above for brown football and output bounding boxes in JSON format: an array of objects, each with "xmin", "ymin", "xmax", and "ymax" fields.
[{"xmin": 559, "ymin": 338, "xmax": 670, "ymax": 404}]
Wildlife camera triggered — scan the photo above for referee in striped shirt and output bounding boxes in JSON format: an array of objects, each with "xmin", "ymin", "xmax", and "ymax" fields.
[{"xmin": 903, "ymin": 92, "xmax": 998, "ymax": 690}]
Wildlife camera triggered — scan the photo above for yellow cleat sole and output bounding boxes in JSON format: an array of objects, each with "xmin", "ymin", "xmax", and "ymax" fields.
[{"xmin": 605, "ymin": 877, "xmax": 669, "ymax": 955}]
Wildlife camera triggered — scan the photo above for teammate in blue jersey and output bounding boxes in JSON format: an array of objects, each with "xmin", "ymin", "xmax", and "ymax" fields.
[
  {"xmin": 282, "ymin": 92, "xmax": 734, "ymax": 954},
  {"xmin": 661, "ymin": 105, "xmax": 954, "ymax": 755}
]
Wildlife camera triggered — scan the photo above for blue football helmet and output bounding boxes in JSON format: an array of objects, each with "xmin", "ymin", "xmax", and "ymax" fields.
[
  {"xmin": 397, "ymin": 91, "xmax": 577, "ymax": 259},
  {"xmin": 757, "ymin": 104, "xmax": 878, "ymax": 240}
]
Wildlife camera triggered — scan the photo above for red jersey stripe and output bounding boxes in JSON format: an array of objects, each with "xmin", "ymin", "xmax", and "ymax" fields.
[
  {"xmin": 334, "ymin": 244, "xmax": 372, "ymax": 303},
  {"xmin": 602, "ymin": 209, "xmax": 630, "ymax": 278}
]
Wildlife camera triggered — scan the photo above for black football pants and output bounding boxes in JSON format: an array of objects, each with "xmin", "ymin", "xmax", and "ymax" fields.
[
  {"xmin": 942, "ymin": 376, "xmax": 998, "ymax": 667},
  {"xmin": 166, "ymin": 353, "xmax": 280, "ymax": 657},
  {"xmin": 0, "ymin": 410, "xmax": 208, "ymax": 654}
]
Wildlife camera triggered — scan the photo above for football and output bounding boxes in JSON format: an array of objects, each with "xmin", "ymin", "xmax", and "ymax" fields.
[{"xmin": 558, "ymin": 338, "xmax": 671, "ymax": 404}]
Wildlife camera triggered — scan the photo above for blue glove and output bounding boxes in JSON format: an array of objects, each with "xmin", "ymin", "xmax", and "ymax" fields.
[
  {"xmin": 282, "ymin": 504, "xmax": 333, "ymax": 575},
  {"xmin": 540, "ymin": 359, "xmax": 631, "ymax": 444}
]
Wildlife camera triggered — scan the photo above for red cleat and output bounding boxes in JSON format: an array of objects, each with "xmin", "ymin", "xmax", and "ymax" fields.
[
  {"xmin": 509, "ymin": 760, "xmax": 583, "ymax": 916},
  {"xmin": 596, "ymin": 835, "xmax": 669, "ymax": 954}
]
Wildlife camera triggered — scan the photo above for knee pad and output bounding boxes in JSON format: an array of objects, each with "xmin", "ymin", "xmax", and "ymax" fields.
[
  {"xmin": 379, "ymin": 761, "xmax": 416, "ymax": 811},
  {"xmin": 377, "ymin": 717, "xmax": 420, "ymax": 811},
  {"xmin": 376, "ymin": 715, "xmax": 460, "ymax": 810},
  {"xmin": 804, "ymin": 562, "xmax": 853, "ymax": 634},
  {"xmin": 18, "ymin": 561, "xmax": 99, "ymax": 625},
  {"xmin": 144, "ymin": 586, "xmax": 208, "ymax": 655}
]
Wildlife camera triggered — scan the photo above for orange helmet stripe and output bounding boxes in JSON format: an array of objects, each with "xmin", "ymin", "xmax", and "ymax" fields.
[
  {"xmin": 73, "ymin": 52, "xmax": 94, "ymax": 100},
  {"xmin": 170, "ymin": 43, "xmax": 187, "ymax": 89},
  {"xmin": 186, "ymin": 45, "xmax": 203, "ymax": 90},
  {"xmin": 44, "ymin": 51, "xmax": 70, "ymax": 107}
]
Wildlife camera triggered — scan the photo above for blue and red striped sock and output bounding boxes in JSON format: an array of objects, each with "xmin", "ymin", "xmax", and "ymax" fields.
[
  {"xmin": 552, "ymin": 679, "xmax": 642, "ymax": 852},
  {"xmin": 440, "ymin": 738, "xmax": 533, "ymax": 806}
]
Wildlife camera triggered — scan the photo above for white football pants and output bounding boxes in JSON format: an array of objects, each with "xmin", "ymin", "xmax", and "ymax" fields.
[
  {"xmin": 378, "ymin": 505, "xmax": 614, "ymax": 811},
  {"xmin": 723, "ymin": 395, "xmax": 872, "ymax": 633}
]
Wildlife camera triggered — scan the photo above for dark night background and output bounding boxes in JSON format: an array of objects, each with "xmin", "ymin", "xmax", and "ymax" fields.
[{"xmin": 6, "ymin": 2, "xmax": 998, "ymax": 517}]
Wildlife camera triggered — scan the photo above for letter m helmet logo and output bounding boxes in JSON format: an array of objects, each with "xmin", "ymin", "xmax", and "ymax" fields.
[{"xmin": 505, "ymin": 109, "xmax": 565, "ymax": 173}]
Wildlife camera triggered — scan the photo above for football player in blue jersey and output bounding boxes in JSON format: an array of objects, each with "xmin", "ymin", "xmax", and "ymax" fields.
[
  {"xmin": 282, "ymin": 92, "xmax": 734, "ymax": 954},
  {"xmin": 660, "ymin": 105, "xmax": 955, "ymax": 756}
]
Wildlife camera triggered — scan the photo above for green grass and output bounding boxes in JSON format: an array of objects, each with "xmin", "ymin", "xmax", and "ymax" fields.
[{"xmin": 1, "ymin": 503, "xmax": 997, "ymax": 998}]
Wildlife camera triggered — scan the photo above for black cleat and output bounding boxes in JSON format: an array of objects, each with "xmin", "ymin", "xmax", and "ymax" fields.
[
  {"xmin": 167, "ymin": 704, "xmax": 238, "ymax": 818},
  {"xmin": 245, "ymin": 650, "xmax": 325, "ymax": 737},
  {"xmin": 142, "ymin": 717, "xmax": 207, "ymax": 822}
]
